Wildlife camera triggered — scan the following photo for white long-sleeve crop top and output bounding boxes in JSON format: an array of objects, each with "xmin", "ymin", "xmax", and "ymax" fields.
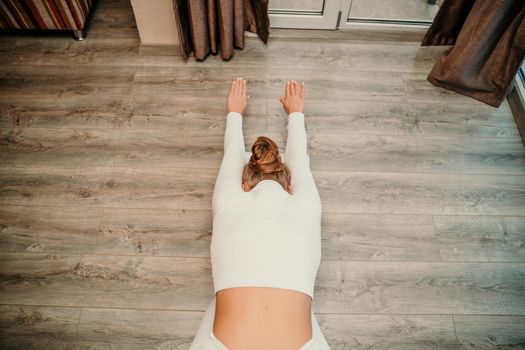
[{"xmin": 210, "ymin": 111, "xmax": 322, "ymax": 299}]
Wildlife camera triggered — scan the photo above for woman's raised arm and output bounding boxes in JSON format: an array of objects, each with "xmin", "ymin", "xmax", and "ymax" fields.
[
  {"xmin": 212, "ymin": 78, "xmax": 249, "ymax": 214},
  {"xmin": 280, "ymin": 81, "xmax": 321, "ymax": 208}
]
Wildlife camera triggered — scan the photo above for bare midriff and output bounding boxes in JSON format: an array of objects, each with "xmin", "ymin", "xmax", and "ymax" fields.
[{"xmin": 213, "ymin": 287, "xmax": 313, "ymax": 350}]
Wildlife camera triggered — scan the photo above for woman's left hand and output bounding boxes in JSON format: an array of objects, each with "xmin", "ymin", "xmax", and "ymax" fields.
[{"xmin": 227, "ymin": 77, "xmax": 249, "ymax": 115}]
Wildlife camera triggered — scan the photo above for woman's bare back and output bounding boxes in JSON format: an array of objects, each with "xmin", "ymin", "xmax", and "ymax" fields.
[{"xmin": 213, "ymin": 287, "xmax": 312, "ymax": 350}]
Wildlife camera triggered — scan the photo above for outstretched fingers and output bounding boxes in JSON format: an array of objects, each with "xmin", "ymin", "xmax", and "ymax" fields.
[
  {"xmin": 230, "ymin": 79, "xmax": 236, "ymax": 95},
  {"xmin": 236, "ymin": 77, "xmax": 241, "ymax": 95},
  {"xmin": 300, "ymin": 81, "xmax": 305, "ymax": 99}
]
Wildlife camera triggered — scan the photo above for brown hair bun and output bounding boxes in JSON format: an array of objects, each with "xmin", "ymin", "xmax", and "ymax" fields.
[{"xmin": 248, "ymin": 136, "xmax": 285, "ymax": 174}]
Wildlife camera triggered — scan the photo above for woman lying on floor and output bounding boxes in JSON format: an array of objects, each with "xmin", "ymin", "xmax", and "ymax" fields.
[{"xmin": 190, "ymin": 78, "xmax": 331, "ymax": 350}]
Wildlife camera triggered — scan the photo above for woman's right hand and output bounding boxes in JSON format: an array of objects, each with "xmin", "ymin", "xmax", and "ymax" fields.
[{"xmin": 279, "ymin": 80, "xmax": 304, "ymax": 114}]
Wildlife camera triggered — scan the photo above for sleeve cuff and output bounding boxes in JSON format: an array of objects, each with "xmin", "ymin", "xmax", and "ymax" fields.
[
  {"xmin": 288, "ymin": 111, "xmax": 304, "ymax": 120},
  {"xmin": 227, "ymin": 111, "xmax": 243, "ymax": 119}
]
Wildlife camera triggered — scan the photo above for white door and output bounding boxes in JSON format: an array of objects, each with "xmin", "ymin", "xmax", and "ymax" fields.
[
  {"xmin": 269, "ymin": 0, "xmax": 439, "ymax": 30},
  {"xmin": 268, "ymin": 0, "xmax": 341, "ymax": 29}
]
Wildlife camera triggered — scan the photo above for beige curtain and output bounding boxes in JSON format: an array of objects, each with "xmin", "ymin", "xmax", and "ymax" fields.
[
  {"xmin": 422, "ymin": 0, "xmax": 525, "ymax": 107},
  {"xmin": 172, "ymin": 0, "xmax": 269, "ymax": 61}
]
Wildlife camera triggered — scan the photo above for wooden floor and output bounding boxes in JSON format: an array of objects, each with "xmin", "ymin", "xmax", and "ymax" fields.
[{"xmin": 1, "ymin": 1, "xmax": 525, "ymax": 349}]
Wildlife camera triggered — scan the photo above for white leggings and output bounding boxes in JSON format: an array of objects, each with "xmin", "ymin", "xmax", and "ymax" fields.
[{"xmin": 189, "ymin": 295, "xmax": 331, "ymax": 350}]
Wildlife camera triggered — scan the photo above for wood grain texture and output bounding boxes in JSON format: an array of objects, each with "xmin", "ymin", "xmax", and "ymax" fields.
[
  {"xmin": 0, "ymin": 0, "xmax": 524, "ymax": 347},
  {"xmin": 315, "ymin": 261, "xmax": 525, "ymax": 315},
  {"xmin": 1, "ymin": 205, "xmax": 444, "ymax": 262},
  {"xmin": 317, "ymin": 313, "xmax": 459, "ymax": 350},
  {"xmin": 0, "ymin": 205, "xmax": 103, "ymax": 254},
  {"xmin": 133, "ymin": 66, "xmax": 406, "ymax": 102},
  {"xmin": 407, "ymin": 100, "xmax": 519, "ymax": 138},
  {"xmin": 86, "ymin": 1, "xmax": 140, "ymax": 40},
  {"xmin": 4, "ymin": 166, "xmax": 524, "ymax": 215},
  {"xmin": 0, "ymin": 66, "xmax": 135, "ymax": 120},
  {"xmin": 2, "ymin": 252, "xmax": 523, "ymax": 316},
  {"xmin": 0, "ymin": 305, "xmax": 80, "ymax": 350},
  {"xmin": 0, "ymin": 36, "xmax": 15, "ymax": 63},
  {"xmin": 130, "ymin": 95, "xmax": 267, "ymax": 132},
  {"xmin": 75, "ymin": 307, "xmax": 199, "ymax": 349},
  {"xmin": 0, "ymin": 252, "xmax": 213, "ymax": 310},
  {"xmin": 403, "ymin": 72, "xmax": 500, "ymax": 104},
  {"xmin": 76, "ymin": 309, "xmax": 460, "ymax": 350},
  {"xmin": 434, "ymin": 216, "xmax": 525, "ymax": 262},
  {"xmin": 268, "ymin": 99, "xmax": 416, "ymax": 136},
  {"xmin": 0, "ymin": 166, "xmax": 216, "ymax": 209},
  {"xmin": 416, "ymin": 137, "xmax": 525, "ymax": 175},
  {"xmin": 321, "ymin": 213, "xmax": 440, "ymax": 261},
  {"xmin": 0, "ymin": 205, "xmax": 211, "ymax": 257},
  {"xmin": 0, "ymin": 127, "xmax": 122, "ymax": 166},
  {"xmin": 100, "ymin": 208, "xmax": 212, "ymax": 257},
  {"xmin": 315, "ymin": 171, "xmax": 525, "ymax": 215},
  {"xmin": 453, "ymin": 315, "xmax": 525, "ymax": 349},
  {"xmin": 138, "ymin": 37, "xmax": 444, "ymax": 73},
  {"xmin": 8, "ymin": 38, "xmax": 140, "ymax": 67},
  {"xmin": 307, "ymin": 133, "xmax": 421, "ymax": 172}
]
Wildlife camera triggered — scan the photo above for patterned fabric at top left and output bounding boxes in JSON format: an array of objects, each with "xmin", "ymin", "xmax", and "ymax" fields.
[{"xmin": 0, "ymin": 0, "xmax": 94, "ymax": 30}]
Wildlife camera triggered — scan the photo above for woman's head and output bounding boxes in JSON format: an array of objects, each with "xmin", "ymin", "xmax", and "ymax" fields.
[{"xmin": 242, "ymin": 136, "xmax": 292, "ymax": 193}]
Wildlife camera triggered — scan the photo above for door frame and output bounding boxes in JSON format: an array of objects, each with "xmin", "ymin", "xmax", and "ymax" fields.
[
  {"xmin": 268, "ymin": 0, "xmax": 341, "ymax": 29},
  {"xmin": 269, "ymin": 0, "xmax": 435, "ymax": 30},
  {"xmin": 338, "ymin": 0, "xmax": 433, "ymax": 30}
]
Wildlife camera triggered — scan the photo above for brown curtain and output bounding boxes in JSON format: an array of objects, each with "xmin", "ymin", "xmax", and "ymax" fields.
[
  {"xmin": 422, "ymin": 0, "xmax": 525, "ymax": 107},
  {"xmin": 172, "ymin": 0, "xmax": 269, "ymax": 61}
]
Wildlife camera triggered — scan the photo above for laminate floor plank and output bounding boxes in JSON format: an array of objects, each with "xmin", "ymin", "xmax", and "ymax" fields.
[
  {"xmin": 268, "ymin": 99, "xmax": 417, "ymax": 136},
  {"xmin": 317, "ymin": 313, "xmax": 459, "ymax": 350},
  {"xmin": 1, "ymin": 205, "xmax": 444, "ymax": 262},
  {"xmin": 130, "ymin": 95, "xmax": 268, "ymax": 132},
  {"xmin": 407, "ymin": 100, "xmax": 519, "ymax": 138},
  {"xmin": 307, "ymin": 133, "xmax": 422, "ymax": 172},
  {"xmin": 0, "ymin": 127, "xmax": 122, "ymax": 167},
  {"xmin": 315, "ymin": 171, "xmax": 525, "ymax": 215},
  {"xmin": 453, "ymin": 315, "xmax": 525, "ymax": 349},
  {"xmin": 74, "ymin": 307, "xmax": 199, "ymax": 350},
  {"xmin": 434, "ymin": 215, "xmax": 525, "ymax": 262},
  {"xmin": 133, "ymin": 66, "xmax": 406, "ymax": 102},
  {"xmin": 75, "ymin": 309, "xmax": 460, "ymax": 350},
  {"xmin": 416, "ymin": 136, "xmax": 525, "ymax": 175},
  {"xmin": 321, "ymin": 213, "xmax": 440, "ymax": 261},
  {"xmin": 403, "ymin": 72, "xmax": 506, "ymax": 105},
  {"xmin": 8, "ymin": 37, "xmax": 139, "ymax": 66},
  {"xmin": 0, "ymin": 252, "xmax": 213, "ymax": 310},
  {"xmin": 0, "ymin": 0, "xmax": 524, "ymax": 347},
  {"xmin": 0, "ymin": 205, "xmax": 103, "ymax": 254},
  {"xmin": 3, "ymin": 166, "xmax": 525, "ymax": 215},
  {"xmin": 0, "ymin": 166, "xmax": 216, "ymax": 210},
  {"xmin": 315, "ymin": 261, "xmax": 525, "ymax": 315},
  {"xmin": 0, "ymin": 305, "xmax": 80, "ymax": 350},
  {"xmin": 138, "ymin": 37, "xmax": 445, "ymax": 73},
  {"xmin": 2, "ymin": 252, "xmax": 524, "ymax": 316},
  {"xmin": 0, "ymin": 66, "xmax": 135, "ymax": 124},
  {"xmin": 0, "ymin": 35, "xmax": 15, "ymax": 63},
  {"xmin": 0, "ymin": 205, "xmax": 211, "ymax": 257},
  {"xmin": 86, "ymin": 2, "xmax": 140, "ymax": 40}
]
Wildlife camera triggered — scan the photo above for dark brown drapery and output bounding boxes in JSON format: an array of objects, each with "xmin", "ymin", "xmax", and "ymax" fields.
[
  {"xmin": 422, "ymin": 0, "xmax": 525, "ymax": 107},
  {"xmin": 172, "ymin": 0, "xmax": 269, "ymax": 61}
]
